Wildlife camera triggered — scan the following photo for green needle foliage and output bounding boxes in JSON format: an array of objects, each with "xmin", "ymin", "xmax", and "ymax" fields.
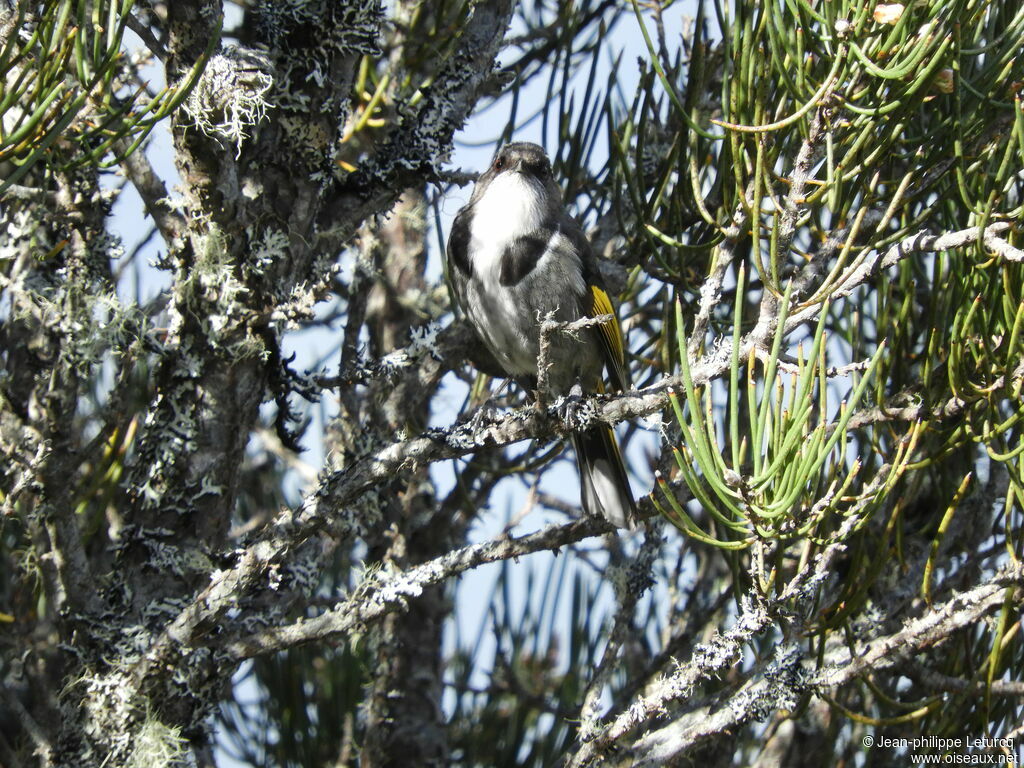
[
  {"xmin": 628, "ymin": 0, "xmax": 1023, "ymax": 753},
  {"xmin": 0, "ymin": 1, "xmax": 216, "ymax": 192},
  {"xmin": 655, "ymin": 284, "xmax": 901, "ymax": 550},
  {"xmin": 642, "ymin": 0, "xmax": 1024, "ymax": 548}
]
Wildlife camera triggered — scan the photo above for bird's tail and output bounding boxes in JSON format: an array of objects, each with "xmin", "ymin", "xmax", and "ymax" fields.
[{"xmin": 572, "ymin": 425, "xmax": 637, "ymax": 529}]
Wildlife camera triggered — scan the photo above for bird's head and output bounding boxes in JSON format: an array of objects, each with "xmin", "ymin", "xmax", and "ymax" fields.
[{"xmin": 471, "ymin": 142, "xmax": 561, "ymax": 216}]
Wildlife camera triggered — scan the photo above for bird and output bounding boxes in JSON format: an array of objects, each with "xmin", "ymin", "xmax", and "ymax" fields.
[{"xmin": 446, "ymin": 141, "xmax": 637, "ymax": 528}]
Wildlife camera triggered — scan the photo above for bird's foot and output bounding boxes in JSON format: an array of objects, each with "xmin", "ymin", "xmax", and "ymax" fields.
[
  {"xmin": 467, "ymin": 400, "xmax": 501, "ymax": 435},
  {"xmin": 555, "ymin": 382, "xmax": 594, "ymax": 431}
]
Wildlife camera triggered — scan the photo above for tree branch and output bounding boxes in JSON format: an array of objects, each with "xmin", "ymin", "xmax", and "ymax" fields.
[
  {"xmin": 317, "ymin": 0, "xmax": 516, "ymax": 252},
  {"xmin": 575, "ymin": 564, "xmax": 1024, "ymax": 767},
  {"xmin": 116, "ymin": 139, "xmax": 186, "ymax": 248},
  {"xmin": 219, "ymin": 516, "xmax": 612, "ymax": 659}
]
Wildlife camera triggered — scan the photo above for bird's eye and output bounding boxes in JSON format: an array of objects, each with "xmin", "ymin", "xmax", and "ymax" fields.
[{"xmin": 494, "ymin": 156, "xmax": 505, "ymax": 170}]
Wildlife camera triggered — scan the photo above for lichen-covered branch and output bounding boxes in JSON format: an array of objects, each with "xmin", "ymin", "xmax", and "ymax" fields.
[
  {"xmin": 219, "ymin": 516, "xmax": 611, "ymax": 659},
  {"xmin": 573, "ymin": 562, "xmax": 1023, "ymax": 766}
]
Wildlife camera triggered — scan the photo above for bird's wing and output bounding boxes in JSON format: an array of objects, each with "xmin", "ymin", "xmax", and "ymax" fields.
[
  {"xmin": 561, "ymin": 219, "xmax": 631, "ymax": 392},
  {"xmin": 446, "ymin": 204, "xmax": 473, "ymax": 315},
  {"xmin": 586, "ymin": 281, "xmax": 630, "ymax": 392}
]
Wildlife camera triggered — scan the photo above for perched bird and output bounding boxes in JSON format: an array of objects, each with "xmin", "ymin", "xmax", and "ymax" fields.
[{"xmin": 446, "ymin": 142, "xmax": 636, "ymax": 528}]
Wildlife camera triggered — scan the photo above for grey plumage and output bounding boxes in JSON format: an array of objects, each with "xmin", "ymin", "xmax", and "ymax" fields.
[{"xmin": 447, "ymin": 142, "xmax": 636, "ymax": 528}]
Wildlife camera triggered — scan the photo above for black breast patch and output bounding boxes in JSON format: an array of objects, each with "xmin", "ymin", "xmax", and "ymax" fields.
[{"xmin": 499, "ymin": 233, "xmax": 549, "ymax": 285}]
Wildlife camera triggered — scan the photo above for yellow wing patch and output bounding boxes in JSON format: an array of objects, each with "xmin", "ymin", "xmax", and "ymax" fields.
[{"xmin": 587, "ymin": 284, "xmax": 630, "ymax": 391}]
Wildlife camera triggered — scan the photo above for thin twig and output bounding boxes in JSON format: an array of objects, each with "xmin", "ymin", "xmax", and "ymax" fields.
[
  {"xmin": 0, "ymin": 183, "xmax": 59, "ymax": 205},
  {"xmin": 116, "ymin": 138, "xmax": 186, "ymax": 247},
  {"xmin": 536, "ymin": 311, "xmax": 612, "ymax": 399},
  {"xmin": 125, "ymin": 12, "xmax": 168, "ymax": 61},
  {"xmin": 909, "ymin": 665, "xmax": 1024, "ymax": 697}
]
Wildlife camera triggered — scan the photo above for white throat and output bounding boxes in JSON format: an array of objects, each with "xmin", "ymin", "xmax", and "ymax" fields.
[{"xmin": 471, "ymin": 172, "xmax": 547, "ymax": 244}]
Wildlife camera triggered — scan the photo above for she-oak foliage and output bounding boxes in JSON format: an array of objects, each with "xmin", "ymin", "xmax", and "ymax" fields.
[{"xmin": 0, "ymin": 0, "xmax": 1022, "ymax": 766}]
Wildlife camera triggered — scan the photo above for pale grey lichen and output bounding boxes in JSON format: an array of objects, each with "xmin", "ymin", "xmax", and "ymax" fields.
[
  {"xmin": 183, "ymin": 45, "xmax": 274, "ymax": 158},
  {"xmin": 145, "ymin": 540, "xmax": 213, "ymax": 579},
  {"xmin": 374, "ymin": 562, "xmax": 427, "ymax": 605},
  {"xmin": 71, "ymin": 651, "xmax": 214, "ymax": 767},
  {"xmin": 247, "ymin": 225, "xmax": 291, "ymax": 270},
  {"xmin": 405, "ymin": 322, "xmax": 443, "ymax": 359},
  {"xmin": 126, "ymin": 715, "xmax": 190, "ymax": 768},
  {"xmin": 442, "ymin": 422, "xmax": 480, "ymax": 451},
  {"xmin": 77, "ymin": 669, "xmax": 136, "ymax": 765},
  {"xmin": 378, "ymin": 322, "xmax": 443, "ymax": 372},
  {"xmin": 283, "ymin": 544, "xmax": 322, "ymax": 594},
  {"xmin": 254, "ymin": 0, "xmax": 382, "ymax": 58},
  {"xmin": 735, "ymin": 592, "xmax": 771, "ymax": 633},
  {"xmin": 626, "ymin": 589, "xmax": 775, "ymax": 730},
  {"xmin": 345, "ymin": 486, "xmax": 386, "ymax": 537},
  {"xmin": 0, "ymin": 208, "xmax": 41, "ymax": 261},
  {"xmin": 252, "ymin": 0, "xmax": 383, "ymax": 151},
  {"xmin": 142, "ymin": 596, "xmax": 191, "ymax": 624}
]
